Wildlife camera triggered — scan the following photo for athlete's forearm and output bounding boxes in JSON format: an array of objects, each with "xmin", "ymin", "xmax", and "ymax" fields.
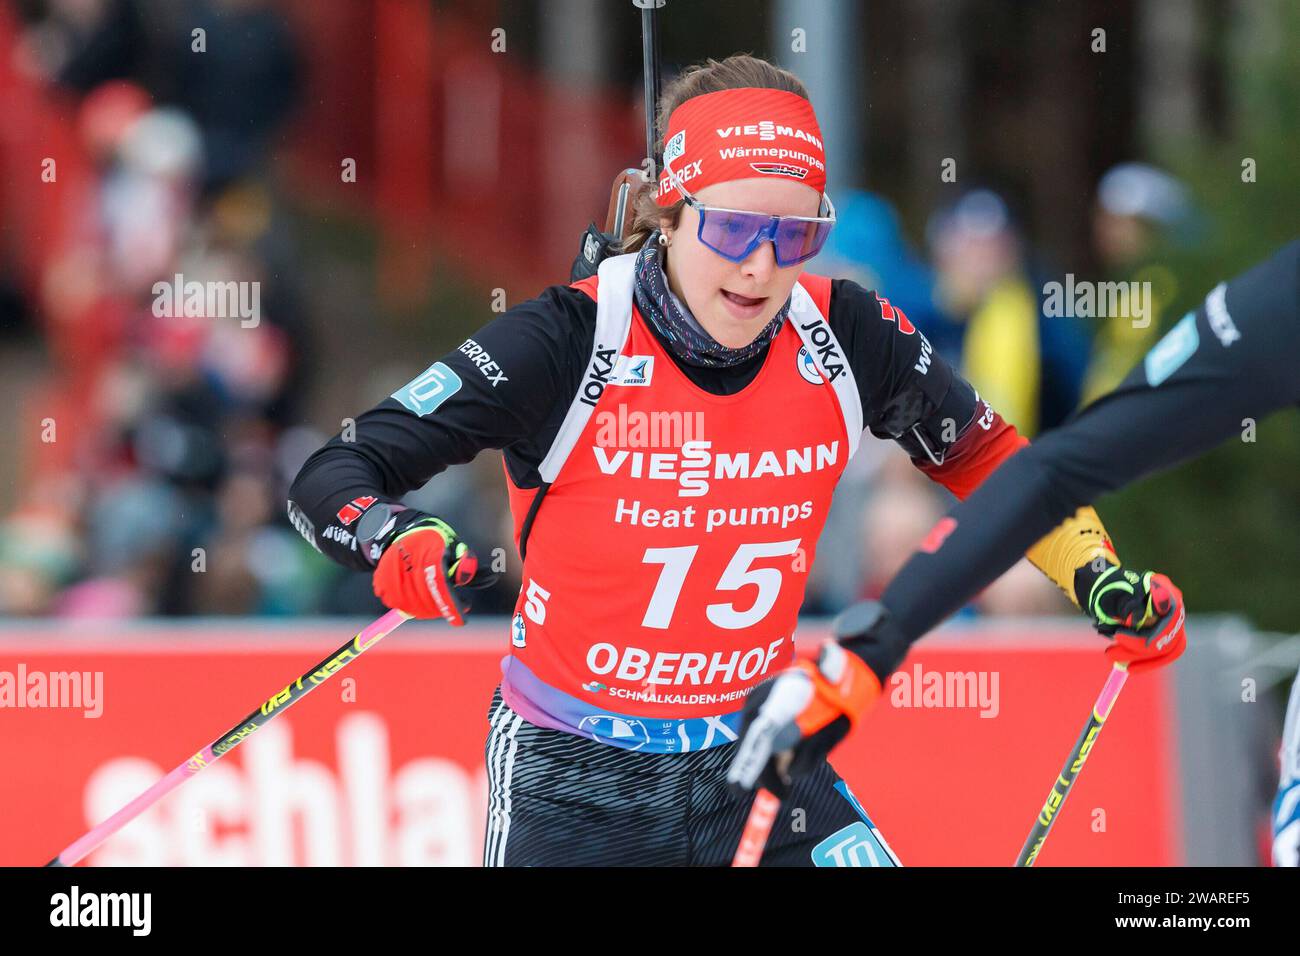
[
  {"xmin": 288, "ymin": 433, "xmax": 423, "ymax": 571},
  {"xmin": 287, "ymin": 293, "xmax": 587, "ymax": 569},
  {"xmin": 287, "ymin": 398, "xmax": 511, "ymax": 570}
]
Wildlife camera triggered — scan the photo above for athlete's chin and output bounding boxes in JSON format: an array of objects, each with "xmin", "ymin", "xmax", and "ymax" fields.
[{"xmin": 705, "ymin": 296, "xmax": 778, "ymax": 348}]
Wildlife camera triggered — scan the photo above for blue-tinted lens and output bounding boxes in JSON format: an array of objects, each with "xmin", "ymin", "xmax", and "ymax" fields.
[
  {"xmin": 773, "ymin": 217, "xmax": 832, "ymax": 266},
  {"xmin": 697, "ymin": 208, "xmax": 772, "ymax": 261}
]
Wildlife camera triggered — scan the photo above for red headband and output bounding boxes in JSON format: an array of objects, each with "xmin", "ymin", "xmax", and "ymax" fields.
[{"xmin": 655, "ymin": 87, "xmax": 826, "ymax": 207}]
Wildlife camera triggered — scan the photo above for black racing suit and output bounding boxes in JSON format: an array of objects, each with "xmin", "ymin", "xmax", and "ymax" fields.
[
  {"xmin": 876, "ymin": 240, "xmax": 1300, "ymax": 654},
  {"xmin": 290, "ymin": 272, "xmax": 1018, "ymax": 866}
]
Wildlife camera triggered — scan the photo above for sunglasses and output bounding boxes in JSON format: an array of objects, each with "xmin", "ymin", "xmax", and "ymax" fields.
[{"xmin": 663, "ymin": 161, "xmax": 836, "ymax": 267}]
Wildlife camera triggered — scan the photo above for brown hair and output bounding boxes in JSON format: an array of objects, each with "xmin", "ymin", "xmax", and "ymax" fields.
[{"xmin": 620, "ymin": 54, "xmax": 812, "ymax": 254}]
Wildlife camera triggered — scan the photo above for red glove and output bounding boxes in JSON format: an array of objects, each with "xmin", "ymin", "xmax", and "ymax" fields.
[
  {"xmin": 372, "ymin": 516, "xmax": 486, "ymax": 625},
  {"xmin": 1082, "ymin": 566, "xmax": 1187, "ymax": 673}
]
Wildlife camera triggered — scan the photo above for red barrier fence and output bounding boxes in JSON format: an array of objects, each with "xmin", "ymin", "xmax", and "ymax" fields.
[
  {"xmin": 0, "ymin": 620, "xmax": 1180, "ymax": 866},
  {"xmin": 278, "ymin": 0, "xmax": 643, "ymax": 303}
]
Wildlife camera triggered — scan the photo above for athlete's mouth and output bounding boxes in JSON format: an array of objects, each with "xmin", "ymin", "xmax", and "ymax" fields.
[{"xmin": 722, "ymin": 290, "xmax": 767, "ymax": 307}]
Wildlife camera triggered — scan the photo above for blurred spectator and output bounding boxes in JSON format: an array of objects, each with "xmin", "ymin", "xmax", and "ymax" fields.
[
  {"xmin": 856, "ymin": 459, "xmax": 947, "ymax": 602},
  {"xmin": 976, "ymin": 558, "xmax": 1072, "ymax": 618},
  {"xmin": 856, "ymin": 458, "xmax": 1068, "ymax": 618},
  {"xmin": 1094, "ymin": 162, "xmax": 1192, "ymax": 269},
  {"xmin": 815, "ymin": 190, "xmax": 955, "ymax": 355},
  {"xmin": 104, "ymin": 106, "xmax": 204, "ymax": 290},
  {"xmin": 61, "ymin": 474, "xmax": 183, "ymax": 617},
  {"xmin": 166, "ymin": 0, "xmax": 301, "ymax": 191},
  {"xmin": 1082, "ymin": 162, "xmax": 1193, "ymax": 402},
  {"xmin": 0, "ymin": 502, "xmax": 81, "ymax": 615},
  {"xmin": 0, "ymin": 0, "xmax": 315, "ymax": 618},
  {"xmin": 928, "ymin": 189, "xmax": 1089, "ymax": 437},
  {"xmin": 804, "ymin": 191, "xmax": 955, "ymax": 615}
]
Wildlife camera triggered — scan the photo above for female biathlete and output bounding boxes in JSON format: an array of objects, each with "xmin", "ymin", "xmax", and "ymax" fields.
[{"xmin": 289, "ymin": 54, "xmax": 1180, "ymax": 867}]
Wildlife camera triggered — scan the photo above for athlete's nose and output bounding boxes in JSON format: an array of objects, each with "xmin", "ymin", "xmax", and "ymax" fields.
[{"xmin": 739, "ymin": 237, "xmax": 778, "ymax": 285}]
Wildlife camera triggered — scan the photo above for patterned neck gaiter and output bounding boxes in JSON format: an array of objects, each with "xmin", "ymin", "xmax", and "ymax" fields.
[{"xmin": 632, "ymin": 230, "xmax": 789, "ymax": 369}]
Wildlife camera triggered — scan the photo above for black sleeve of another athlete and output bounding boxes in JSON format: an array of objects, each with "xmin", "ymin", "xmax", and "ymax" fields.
[{"xmin": 878, "ymin": 240, "xmax": 1300, "ymax": 648}]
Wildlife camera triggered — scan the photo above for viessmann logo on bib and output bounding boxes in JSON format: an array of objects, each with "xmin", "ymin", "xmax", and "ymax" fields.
[{"xmin": 592, "ymin": 439, "xmax": 840, "ymax": 498}]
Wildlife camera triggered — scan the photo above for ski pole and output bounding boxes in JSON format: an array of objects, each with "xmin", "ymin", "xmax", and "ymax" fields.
[
  {"xmin": 1015, "ymin": 662, "xmax": 1129, "ymax": 866},
  {"xmin": 45, "ymin": 609, "xmax": 410, "ymax": 867}
]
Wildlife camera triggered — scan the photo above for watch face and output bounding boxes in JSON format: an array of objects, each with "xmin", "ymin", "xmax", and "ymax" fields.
[{"xmin": 355, "ymin": 502, "xmax": 400, "ymax": 544}]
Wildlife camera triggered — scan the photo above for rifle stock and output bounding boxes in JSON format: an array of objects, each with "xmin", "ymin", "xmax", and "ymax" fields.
[{"xmin": 605, "ymin": 168, "xmax": 644, "ymax": 239}]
